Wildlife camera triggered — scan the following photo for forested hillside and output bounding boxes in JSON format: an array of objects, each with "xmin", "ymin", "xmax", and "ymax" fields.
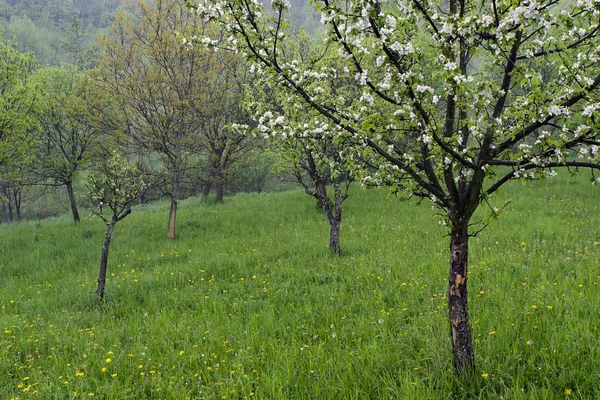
[
  {"xmin": 0, "ymin": 0, "xmax": 320, "ymax": 66},
  {"xmin": 0, "ymin": 0, "xmax": 121, "ymax": 66}
]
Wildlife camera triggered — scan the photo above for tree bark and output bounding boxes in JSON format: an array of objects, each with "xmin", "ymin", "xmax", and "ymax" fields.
[
  {"xmin": 7, "ymin": 201, "xmax": 13, "ymax": 222},
  {"xmin": 448, "ymin": 222, "xmax": 475, "ymax": 373},
  {"xmin": 215, "ymin": 164, "xmax": 224, "ymax": 203},
  {"xmin": 168, "ymin": 173, "xmax": 179, "ymax": 239},
  {"xmin": 97, "ymin": 222, "xmax": 115, "ymax": 300},
  {"xmin": 329, "ymin": 218, "xmax": 341, "ymax": 255},
  {"xmin": 168, "ymin": 195, "xmax": 178, "ymax": 240},
  {"xmin": 14, "ymin": 189, "xmax": 21, "ymax": 221},
  {"xmin": 316, "ymin": 184, "xmax": 342, "ymax": 255},
  {"xmin": 66, "ymin": 180, "xmax": 81, "ymax": 223}
]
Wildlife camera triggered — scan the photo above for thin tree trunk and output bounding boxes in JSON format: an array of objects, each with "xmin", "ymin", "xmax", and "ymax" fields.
[
  {"xmin": 66, "ymin": 180, "xmax": 80, "ymax": 222},
  {"xmin": 14, "ymin": 189, "xmax": 21, "ymax": 221},
  {"xmin": 215, "ymin": 164, "xmax": 224, "ymax": 203},
  {"xmin": 168, "ymin": 173, "xmax": 179, "ymax": 240},
  {"xmin": 7, "ymin": 200, "xmax": 13, "ymax": 222},
  {"xmin": 97, "ymin": 222, "xmax": 115, "ymax": 300},
  {"xmin": 448, "ymin": 222, "xmax": 475, "ymax": 372},
  {"xmin": 168, "ymin": 195, "xmax": 178, "ymax": 240}
]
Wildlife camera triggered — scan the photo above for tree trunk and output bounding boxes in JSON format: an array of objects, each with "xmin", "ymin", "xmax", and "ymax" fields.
[
  {"xmin": 66, "ymin": 180, "xmax": 80, "ymax": 223},
  {"xmin": 14, "ymin": 189, "xmax": 21, "ymax": 221},
  {"xmin": 315, "ymin": 180, "xmax": 331, "ymax": 212},
  {"xmin": 97, "ymin": 222, "xmax": 115, "ymax": 300},
  {"xmin": 329, "ymin": 218, "xmax": 341, "ymax": 255},
  {"xmin": 168, "ymin": 195, "xmax": 178, "ymax": 240},
  {"xmin": 448, "ymin": 222, "xmax": 475, "ymax": 373},
  {"xmin": 215, "ymin": 164, "xmax": 224, "ymax": 203},
  {"xmin": 168, "ymin": 172, "xmax": 179, "ymax": 240},
  {"xmin": 317, "ymin": 185, "xmax": 342, "ymax": 255},
  {"xmin": 7, "ymin": 201, "xmax": 13, "ymax": 222}
]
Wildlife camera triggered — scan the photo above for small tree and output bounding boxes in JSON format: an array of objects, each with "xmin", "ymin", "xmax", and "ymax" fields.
[
  {"xmin": 247, "ymin": 28, "xmax": 355, "ymax": 254},
  {"xmin": 85, "ymin": 152, "xmax": 144, "ymax": 300},
  {"xmin": 35, "ymin": 66, "xmax": 104, "ymax": 223}
]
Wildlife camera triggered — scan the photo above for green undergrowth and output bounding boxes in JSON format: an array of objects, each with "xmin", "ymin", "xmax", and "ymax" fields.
[{"xmin": 0, "ymin": 172, "xmax": 599, "ymax": 399}]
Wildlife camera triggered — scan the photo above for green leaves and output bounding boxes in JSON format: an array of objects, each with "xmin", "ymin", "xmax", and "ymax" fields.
[{"xmin": 85, "ymin": 151, "xmax": 145, "ymax": 223}]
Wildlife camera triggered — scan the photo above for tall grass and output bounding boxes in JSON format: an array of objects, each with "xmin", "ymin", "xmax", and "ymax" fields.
[{"xmin": 0, "ymin": 172, "xmax": 599, "ymax": 399}]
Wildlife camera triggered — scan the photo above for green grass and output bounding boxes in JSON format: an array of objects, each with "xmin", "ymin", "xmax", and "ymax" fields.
[{"xmin": 1, "ymin": 173, "xmax": 599, "ymax": 399}]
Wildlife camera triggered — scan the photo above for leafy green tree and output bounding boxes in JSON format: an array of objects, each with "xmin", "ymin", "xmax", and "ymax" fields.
[
  {"xmin": 94, "ymin": 0, "xmax": 251, "ymax": 238},
  {"xmin": 193, "ymin": 0, "xmax": 600, "ymax": 372},
  {"xmin": 34, "ymin": 66, "xmax": 104, "ymax": 222},
  {"xmin": 199, "ymin": 54, "xmax": 255, "ymax": 203},
  {"xmin": 0, "ymin": 34, "xmax": 40, "ymax": 222},
  {"xmin": 85, "ymin": 151, "xmax": 144, "ymax": 300}
]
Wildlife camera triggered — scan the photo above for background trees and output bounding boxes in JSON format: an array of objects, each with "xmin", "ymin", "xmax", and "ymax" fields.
[
  {"xmin": 193, "ymin": 0, "xmax": 600, "ymax": 372},
  {"xmin": 93, "ymin": 0, "xmax": 252, "ymax": 239},
  {"xmin": 0, "ymin": 34, "xmax": 40, "ymax": 222},
  {"xmin": 34, "ymin": 66, "xmax": 103, "ymax": 222}
]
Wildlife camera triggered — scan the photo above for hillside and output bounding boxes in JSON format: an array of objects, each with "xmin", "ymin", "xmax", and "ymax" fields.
[
  {"xmin": 1, "ymin": 175, "xmax": 599, "ymax": 398},
  {"xmin": 0, "ymin": 0, "xmax": 321, "ymax": 66}
]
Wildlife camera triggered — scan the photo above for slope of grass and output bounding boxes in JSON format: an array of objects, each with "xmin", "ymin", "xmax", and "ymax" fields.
[{"xmin": 0, "ymin": 173, "xmax": 599, "ymax": 399}]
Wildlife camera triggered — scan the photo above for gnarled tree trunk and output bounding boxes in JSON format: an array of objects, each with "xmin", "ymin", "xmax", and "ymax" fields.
[{"xmin": 448, "ymin": 221, "xmax": 474, "ymax": 372}]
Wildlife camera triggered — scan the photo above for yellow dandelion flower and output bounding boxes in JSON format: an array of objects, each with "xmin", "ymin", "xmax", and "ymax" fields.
[
  {"xmin": 481, "ymin": 373, "xmax": 489, "ymax": 378},
  {"xmin": 101, "ymin": 368, "xmax": 107, "ymax": 373},
  {"xmin": 105, "ymin": 358, "xmax": 112, "ymax": 364},
  {"xmin": 565, "ymin": 389, "xmax": 572, "ymax": 395}
]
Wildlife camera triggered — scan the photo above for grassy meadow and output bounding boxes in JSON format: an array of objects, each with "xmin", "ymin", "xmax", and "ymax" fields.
[{"xmin": 1, "ymin": 173, "xmax": 599, "ymax": 399}]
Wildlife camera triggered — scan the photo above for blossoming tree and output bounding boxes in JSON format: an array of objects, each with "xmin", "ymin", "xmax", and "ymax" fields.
[
  {"xmin": 247, "ymin": 28, "xmax": 356, "ymax": 254},
  {"xmin": 190, "ymin": 0, "xmax": 600, "ymax": 372},
  {"xmin": 86, "ymin": 152, "xmax": 145, "ymax": 300}
]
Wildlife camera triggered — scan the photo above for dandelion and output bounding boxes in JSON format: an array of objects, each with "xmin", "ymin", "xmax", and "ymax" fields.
[
  {"xmin": 101, "ymin": 368, "xmax": 107, "ymax": 373},
  {"xmin": 179, "ymin": 351, "xmax": 184, "ymax": 356},
  {"xmin": 489, "ymin": 331, "xmax": 496, "ymax": 335},
  {"xmin": 481, "ymin": 373, "xmax": 489, "ymax": 378},
  {"xmin": 105, "ymin": 358, "xmax": 112, "ymax": 363},
  {"xmin": 565, "ymin": 389, "xmax": 572, "ymax": 395},
  {"xmin": 547, "ymin": 306, "xmax": 553, "ymax": 310}
]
